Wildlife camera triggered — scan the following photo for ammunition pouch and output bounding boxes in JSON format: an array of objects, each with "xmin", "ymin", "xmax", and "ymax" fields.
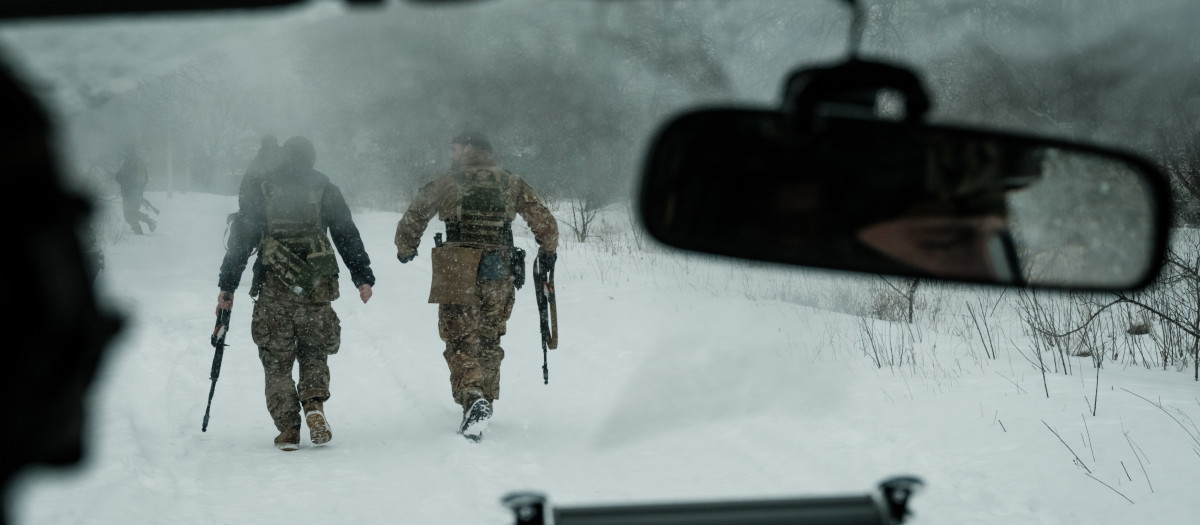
[
  {"xmin": 261, "ymin": 236, "xmax": 340, "ymax": 300},
  {"xmin": 442, "ymin": 218, "xmax": 521, "ymax": 287}
]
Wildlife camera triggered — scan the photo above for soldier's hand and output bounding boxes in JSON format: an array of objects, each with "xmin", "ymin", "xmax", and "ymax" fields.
[
  {"xmin": 397, "ymin": 248, "xmax": 418, "ymax": 264},
  {"xmin": 216, "ymin": 291, "xmax": 234, "ymax": 314},
  {"xmin": 358, "ymin": 284, "xmax": 373, "ymax": 304}
]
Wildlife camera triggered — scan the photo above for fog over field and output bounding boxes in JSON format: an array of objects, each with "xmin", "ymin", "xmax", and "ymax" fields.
[{"xmin": 2, "ymin": 0, "xmax": 1199, "ymax": 210}]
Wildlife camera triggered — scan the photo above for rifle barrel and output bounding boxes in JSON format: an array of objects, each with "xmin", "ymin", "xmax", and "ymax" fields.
[
  {"xmin": 203, "ymin": 309, "xmax": 230, "ymax": 432},
  {"xmin": 202, "ymin": 378, "xmax": 218, "ymax": 432}
]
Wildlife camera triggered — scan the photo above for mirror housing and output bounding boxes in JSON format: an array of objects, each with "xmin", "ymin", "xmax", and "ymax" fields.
[{"xmin": 639, "ymin": 61, "xmax": 1171, "ymax": 290}]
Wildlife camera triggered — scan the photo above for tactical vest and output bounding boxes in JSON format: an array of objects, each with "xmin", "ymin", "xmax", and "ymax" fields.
[
  {"xmin": 258, "ymin": 169, "xmax": 338, "ymax": 298},
  {"xmin": 449, "ymin": 168, "xmax": 514, "ymax": 246}
]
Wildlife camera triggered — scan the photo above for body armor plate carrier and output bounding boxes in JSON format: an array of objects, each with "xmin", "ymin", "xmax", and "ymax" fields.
[
  {"xmin": 259, "ymin": 169, "xmax": 338, "ymax": 298},
  {"xmin": 450, "ymin": 168, "xmax": 513, "ymax": 247}
]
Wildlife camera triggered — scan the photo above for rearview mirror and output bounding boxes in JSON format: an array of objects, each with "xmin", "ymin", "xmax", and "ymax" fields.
[{"xmin": 638, "ymin": 110, "xmax": 1171, "ymax": 290}]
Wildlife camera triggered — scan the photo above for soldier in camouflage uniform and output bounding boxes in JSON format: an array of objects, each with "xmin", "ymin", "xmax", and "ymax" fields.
[
  {"xmin": 217, "ymin": 136, "xmax": 376, "ymax": 451},
  {"xmin": 394, "ymin": 132, "xmax": 558, "ymax": 442}
]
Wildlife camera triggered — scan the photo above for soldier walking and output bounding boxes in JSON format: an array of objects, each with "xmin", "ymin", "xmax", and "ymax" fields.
[
  {"xmin": 394, "ymin": 132, "xmax": 558, "ymax": 442},
  {"xmin": 244, "ymin": 134, "xmax": 282, "ymax": 180},
  {"xmin": 216, "ymin": 136, "xmax": 376, "ymax": 451},
  {"xmin": 114, "ymin": 146, "xmax": 156, "ymax": 234}
]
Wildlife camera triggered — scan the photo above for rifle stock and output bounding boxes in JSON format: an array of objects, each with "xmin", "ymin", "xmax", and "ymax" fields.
[{"xmin": 202, "ymin": 308, "xmax": 230, "ymax": 432}]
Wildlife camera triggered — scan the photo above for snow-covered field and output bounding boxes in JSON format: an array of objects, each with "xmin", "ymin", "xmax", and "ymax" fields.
[{"xmin": 11, "ymin": 191, "xmax": 1199, "ymax": 524}]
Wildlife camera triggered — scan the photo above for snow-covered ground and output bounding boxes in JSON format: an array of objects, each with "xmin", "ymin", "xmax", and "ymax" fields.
[{"xmin": 10, "ymin": 191, "xmax": 1199, "ymax": 524}]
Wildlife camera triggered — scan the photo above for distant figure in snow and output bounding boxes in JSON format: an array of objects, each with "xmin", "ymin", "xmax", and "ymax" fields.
[
  {"xmin": 216, "ymin": 136, "xmax": 375, "ymax": 451},
  {"xmin": 226, "ymin": 135, "xmax": 283, "ymax": 249},
  {"xmin": 239, "ymin": 134, "xmax": 282, "ymax": 207},
  {"xmin": 393, "ymin": 131, "xmax": 558, "ymax": 442},
  {"xmin": 244, "ymin": 134, "xmax": 282, "ymax": 179},
  {"xmin": 113, "ymin": 146, "xmax": 156, "ymax": 235}
]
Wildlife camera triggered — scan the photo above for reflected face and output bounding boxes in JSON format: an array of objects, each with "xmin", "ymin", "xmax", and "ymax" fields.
[{"xmin": 856, "ymin": 215, "xmax": 1010, "ymax": 281}]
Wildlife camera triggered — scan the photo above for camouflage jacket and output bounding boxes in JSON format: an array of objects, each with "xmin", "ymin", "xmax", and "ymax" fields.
[{"xmin": 394, "ymin": 154, "xmax": 558, "ymax": 256}]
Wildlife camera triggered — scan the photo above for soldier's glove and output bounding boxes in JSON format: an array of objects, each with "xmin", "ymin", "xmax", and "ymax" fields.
[
  {"xmin": 537, "ymin": 252, "xmax": 556, "ymax": 274},
  {"xmin": 397, "ymin": 248, "xmax": 418, "ymax": 264}
]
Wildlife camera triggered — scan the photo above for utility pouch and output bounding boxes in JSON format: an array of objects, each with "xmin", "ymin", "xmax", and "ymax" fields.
[
  {"xmin": 511, "ymin": 247, "xmax": 526, "ymax": 290},
  {"xmin": 308, "ymin": 274, "xmax": 340, "ymax": 303},
  {"xmin": 306, "ymin": 251, "xmax": 339, "ymax": 280},
  {"xmin": 478, "ymin": 249, "xmax": 509, "ymax": 282},
  {"xmin": 305, "ymin": 251, "xmax": 341, "ymax": 303},
  {"xmin": 262, "ymin": 237, "xmax": 319, "ymax": 298},
  {"xmin": 429, "ymin": 245, "xmax": 482, "ymax": 306}
]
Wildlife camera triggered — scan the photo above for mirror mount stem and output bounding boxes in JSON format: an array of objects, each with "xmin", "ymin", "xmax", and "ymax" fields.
[{"xmin": 841, "ymin": 0, "xmax": 866, "ymax": 59}]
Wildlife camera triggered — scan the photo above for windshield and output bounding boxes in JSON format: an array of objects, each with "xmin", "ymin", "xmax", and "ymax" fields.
[{"xmin": 2, "ymin": 1, "xmax": 1198, "ymax": 524}]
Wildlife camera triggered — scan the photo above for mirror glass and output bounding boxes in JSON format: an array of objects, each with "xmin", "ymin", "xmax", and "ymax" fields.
[{"xmin": 639, "ymin": 111, "xmax": 1168, "ymax": 289}]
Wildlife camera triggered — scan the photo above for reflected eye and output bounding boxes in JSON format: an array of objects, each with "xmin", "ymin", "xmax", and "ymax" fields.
[{"xmin": 912, "ymin": 225, "xmax": 982, "ymax": 252}]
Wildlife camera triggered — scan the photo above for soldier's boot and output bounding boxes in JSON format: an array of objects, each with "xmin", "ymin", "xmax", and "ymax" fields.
[
  {"xmin": 304, "ymin": 400, "xmax": 332, "ymax": 446},
  {"xmin": 458, "ymin": 390, "xmax": 491, "ymax": 443},
  {"xmin": 146, "ymin": 218, "xmax": 157, "ymax": 232},
  {"xmin": 274, "ymin": 426, "xmax": 301, "ymax": 451},
  {"xmin": 129, "ymin": 223, "xmax": 143, "ymax": 235}
]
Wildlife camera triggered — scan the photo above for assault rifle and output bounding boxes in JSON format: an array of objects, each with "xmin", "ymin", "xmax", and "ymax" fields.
[
  {"xmin": 202, "ymin": 308, "xmax": 230, "ymax": 432},
  {"xmin": 533, "ymin": 256, "xmax": 557, "ymax": 384}
]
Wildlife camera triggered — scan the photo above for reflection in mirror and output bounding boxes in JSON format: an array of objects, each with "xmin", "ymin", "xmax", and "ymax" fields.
[
  {"xmin": 1007, "ymin": 149, "xmax": 1157, "ymax": 288},
  {"xmin": 640, "ymin": 111, "xmax": 1169, "ymax": 290}
]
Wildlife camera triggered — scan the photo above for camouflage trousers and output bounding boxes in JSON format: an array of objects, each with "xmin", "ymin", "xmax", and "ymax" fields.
[
  {"xmin": 251, "ymin": 276, "xmax": 342, "ymax": 432},
  {"xmin": 439, "ymin": 278, "xmax": 515, "ymax": 412}
]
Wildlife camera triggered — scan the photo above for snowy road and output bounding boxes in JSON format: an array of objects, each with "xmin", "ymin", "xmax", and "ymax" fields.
[{"xmin": 11, "ymin": 192, "xmax": 1198, "ymax": 524}]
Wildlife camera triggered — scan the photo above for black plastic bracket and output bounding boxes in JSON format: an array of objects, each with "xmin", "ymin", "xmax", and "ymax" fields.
[
  {"xmin": 879, "ymin": 476, "xmax": 925, "ymax": 524},
  {"xmin": 781, "ymin": 59, "xmax": 932, "ymax": 135},
  {"xmin": 502, "ymin": 492, "xmax": 548, "ymax": 525}
]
